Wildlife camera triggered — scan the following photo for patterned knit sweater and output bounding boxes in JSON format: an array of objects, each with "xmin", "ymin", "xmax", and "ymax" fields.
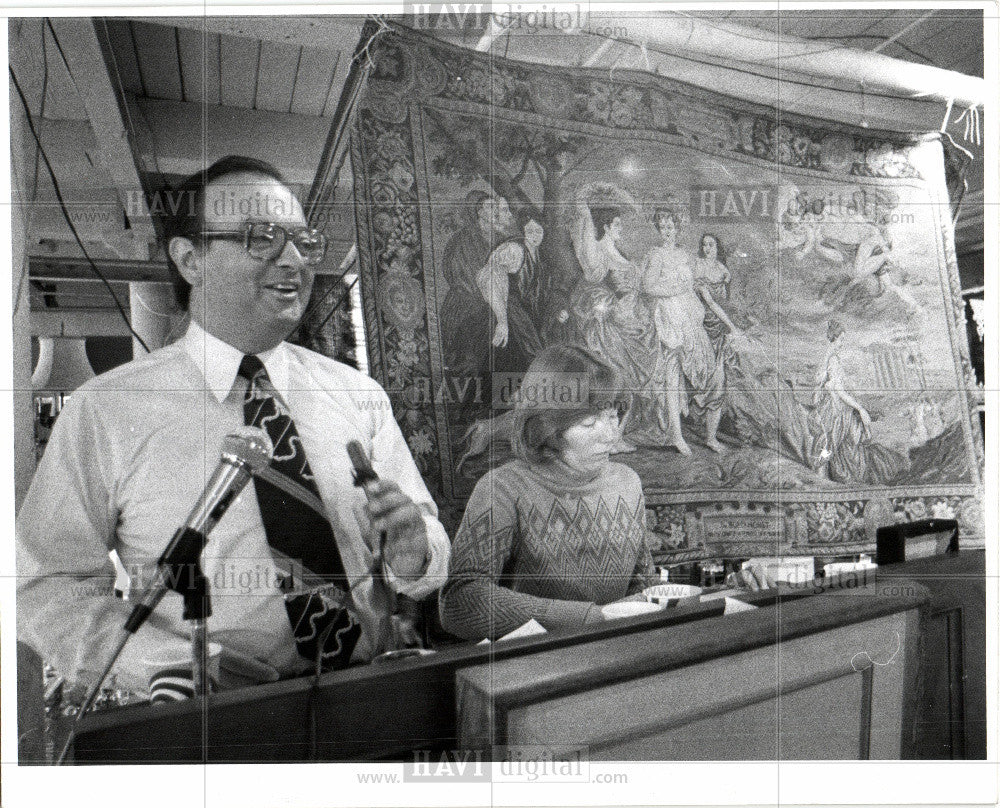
[{"xmin": 440, "ymin": 458, "xmax": 655, "ymax": 641}]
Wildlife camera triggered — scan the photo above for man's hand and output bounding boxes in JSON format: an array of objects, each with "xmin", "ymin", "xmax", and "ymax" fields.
[{"xmin": 362, "ymin": 479, "xmax": 429, "ymax": 579}]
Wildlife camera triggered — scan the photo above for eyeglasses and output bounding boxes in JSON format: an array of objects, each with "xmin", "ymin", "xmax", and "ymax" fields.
[{"xmin": 195, "ymin": 222, "xmax": 328, "ymax": 265}]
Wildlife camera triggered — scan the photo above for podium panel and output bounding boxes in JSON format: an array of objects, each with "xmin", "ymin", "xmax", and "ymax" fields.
[
  {"xmin": 66, "ymin": 552, "xmax": 984, "ymax": 762},
  {"xmin": 459, "ymin": 610, "xmax": 917, "ymax": 759}
]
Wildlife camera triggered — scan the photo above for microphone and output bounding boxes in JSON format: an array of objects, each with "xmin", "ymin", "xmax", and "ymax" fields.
[
  {"xmin": 123, "ymin": 427, "xmax": 274, "ymax": 634},
  {"xmin": 347, "ymin": 441, "xmax": 426, "ymax": 650},
  {"xmin": 347, "ymin": 439, "xmax": 388, "ymax": 562}
]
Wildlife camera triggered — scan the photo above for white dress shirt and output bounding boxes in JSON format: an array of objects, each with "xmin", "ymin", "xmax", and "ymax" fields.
[{"xmin": 16, "ymin": 321, "xmax": 449, "ymax": 693}]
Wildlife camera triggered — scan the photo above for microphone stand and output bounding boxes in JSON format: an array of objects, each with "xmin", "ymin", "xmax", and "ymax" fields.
[
  {"xmin": 55, "ymin": 426, "xmax": 273, "ymax": 764},
  {"xmin": 56, "ymin": 528, "xmax": 214, "ymax": 764},
  {"xmin": 183, "ymin": 564, "xmax": 212, "ymax": 698},
  {"xmin": 127, "ymin": 527, "xmax": 214, "ymax": 696}
]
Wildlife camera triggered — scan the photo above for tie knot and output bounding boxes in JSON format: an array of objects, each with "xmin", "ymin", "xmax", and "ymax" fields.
[{"xmin": 238, "ymin": 354, "xmax": 267, "ymax": 382}]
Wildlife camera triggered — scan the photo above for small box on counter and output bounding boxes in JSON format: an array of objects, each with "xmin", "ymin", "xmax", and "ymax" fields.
[{"xmin": 876, "ymin": 519, "xmax": 959, "ymax": 565}]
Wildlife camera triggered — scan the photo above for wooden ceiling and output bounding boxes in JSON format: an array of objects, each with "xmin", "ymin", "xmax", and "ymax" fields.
[
  {"xmin": 12, "ymin": 10, "xmax": 986, "ymax": 320},
  {"xmin": 102, "ymin": 18, "xmax": 356, "ymax": 116}
]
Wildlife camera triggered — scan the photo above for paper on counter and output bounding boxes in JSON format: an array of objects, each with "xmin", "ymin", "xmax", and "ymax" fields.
[
  {"xmin": 477, "ymin": 619, "xmax": 547, "ymax": 645},
  {"xmin": 699, "ymin": 588, "xmax": 741, "ymax": 602},
  {"xmin": 700, "ymin": 590, "xmax": 756, "ymax": 614},
  {"xmin": 722, "ymin": 597, "xmax": 757, "ymax": 616}
]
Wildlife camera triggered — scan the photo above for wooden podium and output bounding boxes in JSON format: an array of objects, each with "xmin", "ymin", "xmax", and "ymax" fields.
[{"xmin": 69, "ymin": 551, "xmax": 985, "ymax": 762}]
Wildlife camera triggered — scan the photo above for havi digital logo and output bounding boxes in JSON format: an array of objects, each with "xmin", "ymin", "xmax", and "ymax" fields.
[
  {"xmin": 403, "ymin": 749, "xmax": 490, "ymax": 781},
  {"xmin": 403, "ymin": 3, "xmax": 493, "ymax": 30}
]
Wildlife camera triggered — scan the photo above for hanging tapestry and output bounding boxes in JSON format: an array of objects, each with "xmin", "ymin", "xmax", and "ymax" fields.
[{"xmin": 349, "ymin": 23, "xmax": 983, "ymax": 558}]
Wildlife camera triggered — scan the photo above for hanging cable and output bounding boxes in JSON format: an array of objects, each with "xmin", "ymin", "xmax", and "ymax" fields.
[
  {"xmin": 955, "ymin": 105, "xmax": 981, "ymax": 145},
  {"xmin": 940, "ymin": 131, "xmax": 973, "ymax": 225},
  {"xmin": 12, "ymin": 23, "xmax": 52, "ymax": 321},
  {"xmin": 96, "ymin": 18, "xmax": 166, "ymax": 179},
  {"xmin": 807, "ymin": 34, "xmax": 938, "ymax": 66},
  {"xmin": 285, "ymin": 269, "xmax": 352, "ymax": 343},
  {"xmin": 940, "ymin": 97, "xmax": 956, "ymax": 132},
  {"xmin": 354, "ymin": 15, "xmax": 392, "ymax": 70},
  {"xmin": 310, "ymin": 276, "xmax": 360, "ymax": 337},
  {"xmin": 9, "ymin": 64, "xmax": 151, "ymax": 353},
  {"xmin": 131, "ymin": 288, "xmax": 174, "ymax": 318},
  {"xmin": 298, "ymin": 18, "xmax": 385, "ymax": 362},
  {"xmin": 286, "ymin": 246, "xmax": 359, "ymax": 342}
]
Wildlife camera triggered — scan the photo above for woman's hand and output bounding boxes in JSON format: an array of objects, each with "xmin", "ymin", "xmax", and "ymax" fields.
[{"xmin": 492, "ymin": 320, "xmax": 509, "ymax": 348}]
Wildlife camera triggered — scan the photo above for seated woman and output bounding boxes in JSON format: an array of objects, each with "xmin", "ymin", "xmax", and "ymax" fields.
[{"xmin": 439, "ymin": 345, "xmax": 657, "ymax": 642}]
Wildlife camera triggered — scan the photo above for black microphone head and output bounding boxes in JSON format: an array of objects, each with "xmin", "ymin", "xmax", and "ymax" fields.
[
  {"xmin": 347, "ymin": 440, "xmax": 378, "ymax": 485},
  {"xmin": 221, "ymin": 427, "xmax": 274, "ymax": 471}
]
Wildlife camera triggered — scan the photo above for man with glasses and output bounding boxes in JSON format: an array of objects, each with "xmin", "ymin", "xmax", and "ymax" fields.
[{"xmin": 17, "ymin": 156, "xmax": 450, "ymax": 702}]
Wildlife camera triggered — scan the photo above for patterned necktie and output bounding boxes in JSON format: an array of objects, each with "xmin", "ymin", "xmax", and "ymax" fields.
[{"xmin": 238, "ymin": 354, "xmax": 360, "ymax": 668}]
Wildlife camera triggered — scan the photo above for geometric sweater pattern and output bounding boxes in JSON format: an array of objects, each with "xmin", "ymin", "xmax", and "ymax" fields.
[{"xmin": 440, "ymin": 458, "xmax": 656, "ymax": 641}]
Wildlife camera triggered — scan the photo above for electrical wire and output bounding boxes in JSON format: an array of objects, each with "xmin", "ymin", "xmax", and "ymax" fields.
[
  {"xmin": 310, "ymin": 276, "xmax": 360, "ymax": 338},
  {"xmin": 284, "ymin": 268, "xmax": 352, "ymax": 343},
  {"xmin": 635, "ymin": 36, "xmax": 941, "ymax": 101},
  {"xmin": 131, "ymin": 288, "xmax": 174, "ymax": 318},
  {"xmin": 97, "ymin": 18, "xmax": 165, "ymax": 179},
  {"xmin": 12, "ymin": 23, "xmax": 51, "ymax": 321},
  {"xmin": 671, "ymin": 9, "xmax": 970, "ymax": 51},
  {"xmin": 803, "ymin": 34, "xmax": 937, "ymax": 66},
  {"xmin": 9, "ymin": 63, "xmax": 152, "ymax": 354},
  {"xmin": 296, "ymin": 20, "xmax": 383, "ymax": 355},
  {"xmin": 32, "ymin": 24, "xmax": 50, "ymax": 205}
]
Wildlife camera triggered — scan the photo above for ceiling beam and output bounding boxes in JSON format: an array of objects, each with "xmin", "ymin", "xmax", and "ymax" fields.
[
  {"xmin": 32, "ymin": 310, "xmax": 135, "ymax": 338},
  {"xmin": 30, "ymin": 255, "xmax": 172, "ymax": 284},
  {"xmin": 138, "ymin": 15, "xmax": 362, "ymax": 52},
  {"xmin": 47, "ymin": 18, "xmax": 156, "ymax": 258},
  {"xmin": 129, "ymin": 97, "xmax": 331, "ymax": 185}
]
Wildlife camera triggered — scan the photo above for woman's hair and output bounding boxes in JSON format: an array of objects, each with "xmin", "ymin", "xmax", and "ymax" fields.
[
  {"xmin": 698, "ymin": 232, "xmax": 727, "ymax": 265},
  {"xmin": 827, "ymin": 319, "xmax": 845, "ymax": 342},
  {"xmin": 511, "ymin": 345, "xmax": 626, "ymax": 465},
  {"xmin": 589, "ymin": 206, "xmax": 621, "ymax": 239},
  {"xmin": 651, "ymin": 207, "xmax": 681, "ymax": 232}
]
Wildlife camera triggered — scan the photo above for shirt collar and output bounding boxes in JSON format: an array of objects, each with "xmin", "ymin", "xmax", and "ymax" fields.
[{"xmin": 180, "ymin": 319, "xmax": 290, "ymax": 403}]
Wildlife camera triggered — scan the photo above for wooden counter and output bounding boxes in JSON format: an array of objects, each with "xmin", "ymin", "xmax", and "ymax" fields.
[
  {"xmin": 68, "ymin": 552, "xmax": 984, "ymax": 763},
  {"xmin": 457, "ymin": 581, "xmax": 925, "ymax": 759}
]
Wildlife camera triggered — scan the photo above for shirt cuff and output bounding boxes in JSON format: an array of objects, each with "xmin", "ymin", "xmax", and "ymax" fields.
[{"xmin": 386, "ymin": 512, "xmax": 449, "ymax": 601}]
